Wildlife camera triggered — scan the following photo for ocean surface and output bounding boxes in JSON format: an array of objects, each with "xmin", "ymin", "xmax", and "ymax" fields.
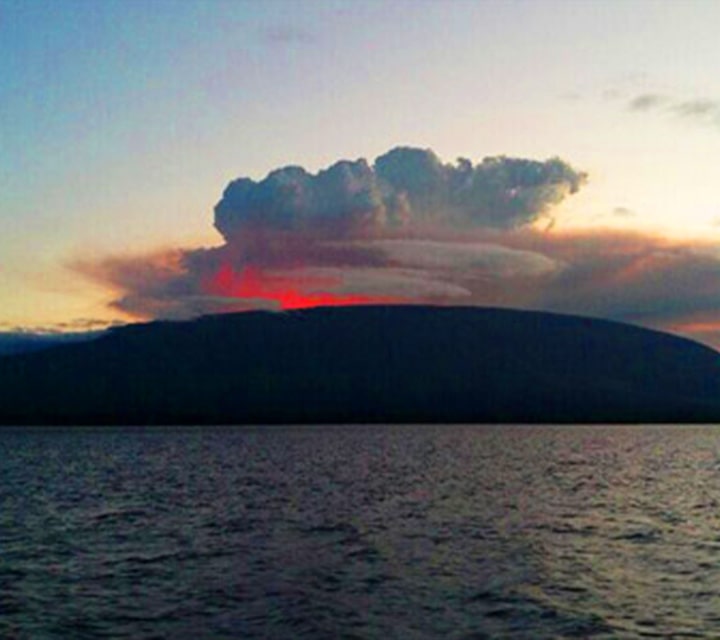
[{"xmin": 2, "ymin": 425, "xmax": 720, "ymax": 639}]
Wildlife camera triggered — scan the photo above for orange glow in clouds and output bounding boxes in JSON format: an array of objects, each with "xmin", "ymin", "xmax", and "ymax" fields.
[{"xmin": 208, "ymin": 264, "xmax": 401, "ymax": 310}]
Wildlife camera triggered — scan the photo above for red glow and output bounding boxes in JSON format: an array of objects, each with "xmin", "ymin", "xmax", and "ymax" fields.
[{"xmin": 207, "ymin": 264, "xmax": 401, "ymax": 310}]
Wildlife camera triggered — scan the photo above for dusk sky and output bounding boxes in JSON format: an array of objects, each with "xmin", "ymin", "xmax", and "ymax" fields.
[{"xmin": 4, "ymin": 0, "xmax": 720, "ymax": 346}]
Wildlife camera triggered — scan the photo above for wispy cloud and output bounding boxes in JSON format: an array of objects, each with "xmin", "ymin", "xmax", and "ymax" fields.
[
  {"xmin": 0, "ymin": 318, "xmax": 122, "ymax": 335},
  {"xmin": 260, "ymin": 25, "xmax": 316, "ymax": 45},
  {"xmin": 612, "ymin": 206, "xmax": 636, "ymax": 218},
  {"xmin": 627, "ymin": 92, "xmax": 720, "ymax": 126},
  {"xmin": 672, "ymin": 98, "xmax": 720, "ymax": 119},
  {"xmin": 628, "ymin": 93, "xmax": 668, "ymax": 111}
]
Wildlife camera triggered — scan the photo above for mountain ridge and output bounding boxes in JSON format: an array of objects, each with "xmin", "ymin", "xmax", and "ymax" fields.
[{"xmin": 1, "ymin": 305, "xmax": 720, "ymax": 425}]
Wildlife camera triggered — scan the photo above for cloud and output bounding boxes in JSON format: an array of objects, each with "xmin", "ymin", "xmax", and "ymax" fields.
[
  {"xmin": 272, "ymin": 266, "xmax": 474, "ymax": 301},
  {"xmin": 78, "ymin": 227, "xmax": 720, "ymax": 348},
  {"xmin": 260, "ymin": 25, "xmax": 316, "ymax": 45},
  {"xmin": 72, "ymin": 249, "xmax": 266, "ymax": 319},
  {"xmin": 612, "ymin": 206, "xmax": 636, "ymax": 218},
  {"xmin": 530, "ymin": 236, "xmax": 720, "ymax": 325},
  {"xmin": 75, "ymin": 145, "xmax": 720, "ymax": 349},
  {"xmin": 628, "ymin": 93, "xmax": 668, "ymax": 111},
  {"xmin": 0, "ymin": 318, "xmax": 120, "ymax": 335},
  {"xmin": 78, "ymin": 146, "xmax": 585, "ymax": 319},
  {"xmin": 590, "ymin": 206, "xmax": 637, "ymax": 223},
  {"xmin": 214, "ymin": 147, "xmax": 586, "ymax": 242},
  {"xmin": 354, "ymin": 239, "xmax": 560, "ymax": 277},
  {"xmin": 627, "ymin": 93, "xmax": 720, "ymax": 127},
  {"xmin": 673, "ymin": 99, "xmax": 720, "ymax": 119}
]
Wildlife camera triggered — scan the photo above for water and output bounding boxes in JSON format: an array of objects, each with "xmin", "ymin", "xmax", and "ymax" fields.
[{"xmin": 2, "ymin": 425, "xmax": 720, "ymax": 639}]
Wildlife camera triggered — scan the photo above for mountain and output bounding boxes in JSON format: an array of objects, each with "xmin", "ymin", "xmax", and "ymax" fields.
[
  {"xmin": 0, "ymin": 332, "xmax": 100, "ymax": 357},
  {"xmin": 1, "ymin": 305, "xmax": 720, "ymax": 425}
]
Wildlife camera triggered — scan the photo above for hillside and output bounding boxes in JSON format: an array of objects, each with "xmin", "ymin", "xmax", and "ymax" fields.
[{"xmin": 1, "ymin": 305, "xmax": 720, "ymax": 424}]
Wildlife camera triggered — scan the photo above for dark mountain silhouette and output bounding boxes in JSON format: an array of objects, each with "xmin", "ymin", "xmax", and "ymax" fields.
[
  {"xmin": 0, "ymin": 332, "xmax": 99, "ymax": 357},
  {"xmin": 1, "ymin": 305, "xmax": 720, "ymax": 425}
]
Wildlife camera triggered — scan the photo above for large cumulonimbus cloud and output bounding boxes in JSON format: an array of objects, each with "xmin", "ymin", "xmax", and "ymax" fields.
[
  {"xmin": 214, "ymin": 147, "xmax": 585, "ymax": 243},
  {"xmin": 77, "ymin": 146, "xmax": 586, "ymax": 318},
  {"xmin": 75, "ymin": 145, "xmax": 720, "ymax": 349}
]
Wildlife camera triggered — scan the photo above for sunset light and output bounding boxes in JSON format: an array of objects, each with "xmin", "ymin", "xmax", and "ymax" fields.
[{"xmin": 207, "ymin": 263, "xmax": 402, "ymax": 310}]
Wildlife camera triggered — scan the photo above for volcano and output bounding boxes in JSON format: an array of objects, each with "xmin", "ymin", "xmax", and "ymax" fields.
[{"xmin": 2, "ymin": 305, "xmax": 720, "ymax": 425}]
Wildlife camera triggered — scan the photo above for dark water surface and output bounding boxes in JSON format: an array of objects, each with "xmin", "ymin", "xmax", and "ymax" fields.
[{"xmin": 3, "ymin": 425, "xmax": 720, "ymax": 638}]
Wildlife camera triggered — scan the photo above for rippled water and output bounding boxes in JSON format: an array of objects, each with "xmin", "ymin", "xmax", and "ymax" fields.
[{"xmin": 3, "ymin": 425, "xmax": 720, "ymax": 638}]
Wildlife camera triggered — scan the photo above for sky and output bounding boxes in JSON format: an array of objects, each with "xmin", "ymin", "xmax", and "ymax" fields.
[{"xmin": 3, "ymin": 0, "xmax": 720, "ymax": 346}]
